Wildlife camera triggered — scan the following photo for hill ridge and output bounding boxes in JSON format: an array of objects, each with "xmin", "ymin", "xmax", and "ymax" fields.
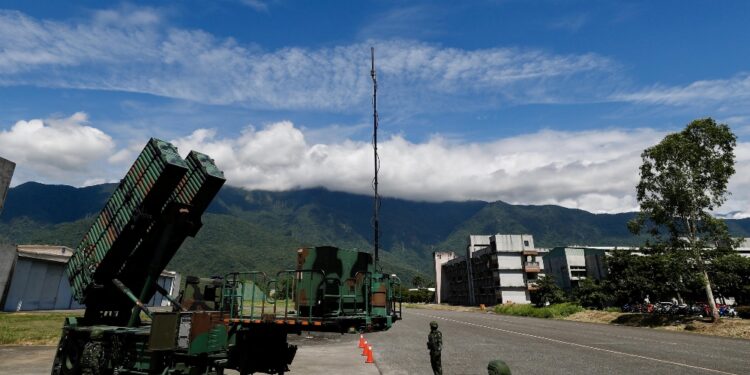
[{"xmin": 2, "ymin": 182, "xmax": 750, "ymax": 282}]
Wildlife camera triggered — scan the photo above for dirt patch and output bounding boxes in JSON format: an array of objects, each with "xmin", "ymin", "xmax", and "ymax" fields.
[
  {"xmin": 565, "ymin": 310, "xmax": 750, "ymax": 339},
  {"xmin": 566, "ymin": 310, "xmax": 622, "ymax": 324},
  {"xmin": 660, "ymin": 319, "xmax": 750, "ymax": 339}
]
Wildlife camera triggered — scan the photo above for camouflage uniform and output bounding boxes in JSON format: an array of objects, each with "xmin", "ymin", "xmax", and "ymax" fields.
[{"xmin": 427, "ymin": 321, "xmax": 442, "ymax": 375}]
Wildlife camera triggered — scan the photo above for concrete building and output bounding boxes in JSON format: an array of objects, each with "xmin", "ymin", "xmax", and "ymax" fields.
[
  {"xmin": 433, "ymin": 251, "xmax": 458, "ymax": 304},
  {"xmin": 545, "ymin": 241, "xmax": 750, "ymax": 291},
  {"xmin": 737, "ymin": 238, "xmax": 750, "ymax": 258},
  {"xmin": 0, "ymin": 245, "xmax": 179, "ymax": 311},
  {"xmin": 436, "ymin": 234, "xmax": 544, "ymax": 305},
  {"xmin": 0, "ymin": 156, "xmax": 14, "ymax": 216},
  {"xmin": 543, "ymin": 247, "xmax": 609, "ymax": 290}
]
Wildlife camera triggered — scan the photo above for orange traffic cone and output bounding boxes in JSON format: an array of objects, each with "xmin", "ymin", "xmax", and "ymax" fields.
[
  {"xmin": 358, "ymin": 334, "xmax": 365, "ymax": 348},
  {"xmin": 365, "ymin": 346, "xmax": 374, "ymax": 364},
  {"xmin": 361, "ymin": 340, "xmax": 368, "ymax": 356}
]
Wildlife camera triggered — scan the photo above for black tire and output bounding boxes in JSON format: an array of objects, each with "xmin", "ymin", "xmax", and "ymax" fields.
[{"xmin": 53, "ymin": 335, "xmax": 82, "ymax": 375}]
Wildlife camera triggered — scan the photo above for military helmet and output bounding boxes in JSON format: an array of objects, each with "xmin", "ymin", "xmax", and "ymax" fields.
[
  {"xmin": 487, "ymin": 359, "xmax": 511, "ymax": 375},
  {"xmin": 430, "ymin": 321, "xmax": 438, "ymax": 329}
]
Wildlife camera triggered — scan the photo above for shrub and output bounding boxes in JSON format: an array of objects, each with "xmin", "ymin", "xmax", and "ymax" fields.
[
  {"xmin": 736, "ymin": 306, "xmax": 750, "ymax": 319},
  {"xmin": 494, "ymin": 302, "xmax": 583, "ymax": 319}
]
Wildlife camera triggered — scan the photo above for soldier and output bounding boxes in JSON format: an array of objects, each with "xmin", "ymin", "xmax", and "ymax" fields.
[{"xmin": 427, "ymin": 321, "xmax": 442, "ymax": 375}]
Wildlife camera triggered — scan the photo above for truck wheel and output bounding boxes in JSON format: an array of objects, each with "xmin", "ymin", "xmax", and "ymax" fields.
[{"xmin": 52, "ymin": 338, "xmax": 81, "ymax": 375}]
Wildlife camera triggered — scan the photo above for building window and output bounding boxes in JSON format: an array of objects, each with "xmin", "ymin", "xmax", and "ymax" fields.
[
  {"xmin": 570, "ymin": 265, "xmax": 587, "ymax": 278},
  {"xmin": 523, "ymin": 240, "xmax": 530, "ymax": 247}
]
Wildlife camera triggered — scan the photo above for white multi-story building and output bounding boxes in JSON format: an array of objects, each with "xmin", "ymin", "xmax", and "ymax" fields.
[
  {"xmin": 435, "ymin": 234, "xmax": 544, "ymax": 305},
  {"xmin": 433, "ymin": 251, "xmax": 458, "ymax": 304}
]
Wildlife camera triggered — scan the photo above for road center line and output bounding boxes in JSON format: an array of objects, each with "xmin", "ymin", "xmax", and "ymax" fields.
[{"xmin": 412, "ymin": 311, "xmax": 738, "ymax": 375}]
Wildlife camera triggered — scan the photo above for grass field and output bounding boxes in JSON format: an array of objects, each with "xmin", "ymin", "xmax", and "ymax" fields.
[
  {"xmin": 0, "ymin": 312, "xmax": 79, "ymax": 346},
  {"xmin": 493, "ymin": 303, "xmax": 584, "ymax": 318}
]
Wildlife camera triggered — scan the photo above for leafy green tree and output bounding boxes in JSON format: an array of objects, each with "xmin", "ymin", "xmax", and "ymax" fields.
[
  {"xmin": 412, "ymin": 275, "xmax": 427, "ymax": 289},
  {"xmin": 603, "ymin": 251, "xmax": 652, "ymax": 305},
  {"xmin": 605, "ymin": 250, "xmax": 702, "ymax": 305},
  {"xmin": 573, "ymin": 278, "xmax": 611, "ymax": 309},
  {"xmin": 628, "ymin": 118, "xmax": 737, "ymax": 321},
  {"xmin": 530, "ymin": 275, "xmax": 567, "ymax": 306},
  {"xmin": 709, "ymin": 254, "xmax": 750, "ymax": 305}
]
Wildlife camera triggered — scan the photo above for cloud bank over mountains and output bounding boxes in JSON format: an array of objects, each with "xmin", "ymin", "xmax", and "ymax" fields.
[{"xmin": 3, "ymin": 114, "xmax": 749, "ymax": 217}]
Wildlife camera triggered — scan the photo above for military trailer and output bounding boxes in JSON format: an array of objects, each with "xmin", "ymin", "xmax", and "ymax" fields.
[{"xmin": 181, "ymin": 246, "xmax": 402, "ymax": 374}]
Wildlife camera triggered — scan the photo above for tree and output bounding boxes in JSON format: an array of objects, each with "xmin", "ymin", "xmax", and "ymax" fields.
[
  {"xmin": 709, "ymin": 254, "xmax": 750, "ymax": 305},
  {"xmin": 628, "ymin": 118, "xmax": 737, "ymax": 321},
  {"xmin": 573, "ymin": 278, "xmax": 611, "ymax": 309},
  {"xmin": 605, "ymin": 251, "xmax": 655, "ymax": 305},
  {"xmin": 412, "ymin": 275, "xmax": 427, "ymax": 289},
  {"xmin": 530, "ymin": 275, "xmax": 567, "ymax": 306}
]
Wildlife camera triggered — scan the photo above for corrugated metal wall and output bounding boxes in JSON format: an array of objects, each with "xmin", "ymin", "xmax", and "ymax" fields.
[
  {"xmin": 2, "ymin": 257, "xmax": 174, "ymax": 311},
  {"xmin": 2, "ymin": 258, "xmax": 81, "ymax": 311}
]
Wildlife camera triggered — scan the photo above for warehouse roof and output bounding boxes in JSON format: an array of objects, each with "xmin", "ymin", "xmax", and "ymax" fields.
[{"xmin": 17, "ymin": 245, "xmax": 74, "ymax": 263}]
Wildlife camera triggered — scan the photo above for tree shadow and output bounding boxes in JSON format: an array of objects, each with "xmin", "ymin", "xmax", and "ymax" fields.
[{"xmin": 611, "ymin": 313, "xmax": 710, "ymax": 327}]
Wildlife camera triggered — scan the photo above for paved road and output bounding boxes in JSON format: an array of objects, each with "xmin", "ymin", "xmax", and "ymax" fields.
[{"xmin": 364, "ymin": 308, "xmax": 750, "ymax": 375}]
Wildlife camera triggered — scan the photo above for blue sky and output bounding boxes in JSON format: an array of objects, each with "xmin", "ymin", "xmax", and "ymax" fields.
[{"xmin": 1, "ymin": 1, "xmax": 749, "ymax": 215}]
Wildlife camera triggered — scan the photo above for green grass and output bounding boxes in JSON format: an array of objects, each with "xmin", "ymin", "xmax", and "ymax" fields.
[
  {"xmin": 0, "ymin": 312, "xmax": 79, "ymax": 345},
  {"xmin": 493, "ymin": 303, "xmax": 584, "ymax": 319}
]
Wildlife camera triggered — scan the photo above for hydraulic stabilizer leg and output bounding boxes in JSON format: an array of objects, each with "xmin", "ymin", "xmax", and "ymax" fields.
[{"xmin": 112, "ymin": 278, "xmax": 153, "ymax": 320}]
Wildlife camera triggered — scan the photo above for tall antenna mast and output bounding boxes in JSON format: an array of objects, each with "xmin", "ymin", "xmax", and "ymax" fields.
[{"xmin": 371, "ymin": 47, "xmax": 380, "ymax": 266}]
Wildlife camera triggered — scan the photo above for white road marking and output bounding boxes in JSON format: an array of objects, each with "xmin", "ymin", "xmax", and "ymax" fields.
[{"xmin": 412, "ymin": 311, "xmax": 739, "ymax": 375}]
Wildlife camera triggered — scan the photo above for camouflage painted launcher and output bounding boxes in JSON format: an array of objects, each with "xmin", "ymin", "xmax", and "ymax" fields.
[{"xmin": 65, "ymin": 139, "xmax": 225, "ymax": 305}]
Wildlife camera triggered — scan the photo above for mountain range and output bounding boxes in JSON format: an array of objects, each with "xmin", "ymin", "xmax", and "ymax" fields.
[{"xmin": 3, "ymin": 182, "xmax": 750, "ymax": 285}]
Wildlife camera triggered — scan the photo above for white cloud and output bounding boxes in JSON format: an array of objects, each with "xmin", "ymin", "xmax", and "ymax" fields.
[
  {"xmin": 170, "ymin": 121, "xmax": 750, "ymax": 216},
  {"xmin": 237, "ymin": 0, "xmax": 269, "ymax": 12},
  {"xmin": 614, "ymin": 73, "xmax": 750, "ymax": 107},
  {"xmin": 0, "ymin": 9, "xmax": 617, "ymax": 111},
  {"xmin": 0, "ymin": 112, "xmax": 116, "ymax": 185},
  {"xmin": 549, "ymin": 13, "xmax": 589, "ymax": 32},
  {"xmin": 4, "ymin": 114, "xmax": 749, "ymax": 216},
  {"xmin": 170, "ymin": 121, "xmax": 659, "ymax": 213}
]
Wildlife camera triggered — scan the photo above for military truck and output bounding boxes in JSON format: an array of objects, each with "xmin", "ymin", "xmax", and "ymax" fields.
[
  {"xmin": 52, "ymin": 138, "xmax": 401, "ymax": 374},
  {"xmin": 53, "ymin": 138, "xmax": 228, "ymax": 375}
]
